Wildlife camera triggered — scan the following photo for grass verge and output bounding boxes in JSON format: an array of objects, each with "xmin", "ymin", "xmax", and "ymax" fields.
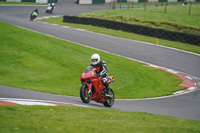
[
  {"xmin": 79, "ymin": 3, "xmax": 200, "ymax": 36},
  {"xmin": 0, "ymin": 105, "xmax": 200, "ymax": 133},
  {"xmin": 0, "ymin": 22, "xmax": 185, "ymax": 99},
  {"xmin": 39, "ymin": 17, "xmax": 200, "ymax": 54}
]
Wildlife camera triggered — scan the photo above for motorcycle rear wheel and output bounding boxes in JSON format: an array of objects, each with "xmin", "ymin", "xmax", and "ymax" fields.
[
  {"xmin": 80, "ymin": 84, "xmax": 92, "ymax": 103},
  {"xmin": 103, "ymin": 88, "xmax": 115, "ymax": 107}
]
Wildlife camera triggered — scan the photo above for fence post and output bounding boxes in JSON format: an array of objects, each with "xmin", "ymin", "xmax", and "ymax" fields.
[
  {"xmin": 127, "ymin": 0, "xmax": 130, "ymax": 10},
  {"xmin": 112, "ymin": 0, "xmax": 116, "ymax": 10},
  {"xmin": 155, "ymin": 2, "xmax": 158, "ymax": 7},
  {"xmin": 164, "ymin": 2, "xmax": 168, "ymax": 13},
  {"xmin": 132, "ymin": 1, "xmax": 134, "ymax": 8},
  {"xmin": 188, "ymin": 2, "xmax": 192, "ymax": 15},
  {"xmin": 144, "ymin": 0, "xmax": 147, "ymax": 11}
]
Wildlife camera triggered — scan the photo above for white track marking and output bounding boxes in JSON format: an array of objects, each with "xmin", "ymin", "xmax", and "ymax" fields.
[{"xmin": 0, "ymin": 98, "xmax": 90, "ymax": 107}]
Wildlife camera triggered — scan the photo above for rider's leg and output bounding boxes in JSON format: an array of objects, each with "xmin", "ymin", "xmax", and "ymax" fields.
[{"xmin": 102, "ymin": 76, "xmax": 110, "ymax": 95}]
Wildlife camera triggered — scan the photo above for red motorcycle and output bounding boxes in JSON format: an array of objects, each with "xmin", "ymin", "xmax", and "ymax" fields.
[{"xmin": 80, "ymin": 66, "xmax": 115, "ymax": 107}]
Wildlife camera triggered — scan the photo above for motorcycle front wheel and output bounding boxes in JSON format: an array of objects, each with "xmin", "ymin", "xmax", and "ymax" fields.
[
  {"xmin": 30, "ymin": 16, "xmax": 36, "ymax": 21},
  {"xmin": 30, "ymin": 16, "xmax": 33, "ymax": 21},
  {"xmin": 80, "ymin": 84, "xmax": 92, "ymax": 103},
  {"xmin": 103, "ymin": 88, "xmax": 115, "ymax": 107}
]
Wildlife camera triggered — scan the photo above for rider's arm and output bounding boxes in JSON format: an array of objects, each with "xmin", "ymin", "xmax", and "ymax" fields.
[{"xmin": 100, "ymin": 62, "xmax": 108, "ymax": 76}]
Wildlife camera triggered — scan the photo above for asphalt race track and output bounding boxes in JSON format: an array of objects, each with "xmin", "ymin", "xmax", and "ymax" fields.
[{"xmin": 0, "ymin": 0, "xmax": 200, "ymax": 121}]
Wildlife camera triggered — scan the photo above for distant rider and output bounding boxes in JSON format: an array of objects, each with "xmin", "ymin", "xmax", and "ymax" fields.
[
  {"xmin": 48, "ymin": 3, "xmax": 55, "ymax": 12},
  {"xmin": 30, "ymin": 8, "xmax": 39, "ymax": 21},
  {"xmin": 90, "ymin": 54, "xmax": 111, "ymax": 97},
  {"xmin": 31, "ymin": 8, "xmax": 39, "ymax": 16},
  {"xmin": 50, "ymin": 3, "xmax": 55, "ymax": 9}
]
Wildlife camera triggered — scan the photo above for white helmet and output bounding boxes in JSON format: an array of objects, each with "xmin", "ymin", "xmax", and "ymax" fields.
[{"xmin": 91, "ymin": 54, "xmax": 100, "ymax": 65}]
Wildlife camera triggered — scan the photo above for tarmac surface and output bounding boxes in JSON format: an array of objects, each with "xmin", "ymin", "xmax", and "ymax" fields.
[{"xmin": 0, "ymin": 0, "xmax": 200, "ymax": 121}]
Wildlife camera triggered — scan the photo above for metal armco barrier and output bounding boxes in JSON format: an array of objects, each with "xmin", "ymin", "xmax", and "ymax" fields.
[{"xmin": 63, "ymin": 15, "xmax": 200, "ymax": 46}]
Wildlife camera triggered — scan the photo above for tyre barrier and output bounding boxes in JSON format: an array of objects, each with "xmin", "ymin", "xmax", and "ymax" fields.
[{"xmin": 63, "ymin": 15, "xmax": 200, "ymax": 46}]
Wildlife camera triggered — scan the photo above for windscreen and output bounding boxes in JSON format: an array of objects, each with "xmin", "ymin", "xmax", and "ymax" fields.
[{"xmin": 85, "ymin": 66, "xmax": 94, "ymax": 73}]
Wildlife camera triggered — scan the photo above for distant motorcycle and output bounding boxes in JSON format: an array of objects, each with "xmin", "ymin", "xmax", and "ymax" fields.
[
  {"xmin": 46, "ymin": 3, "xmax": 55, "ymax": 13},
  {"xmin": 30, "ymin": 10, "xmax": 38, "ymax": 21}
]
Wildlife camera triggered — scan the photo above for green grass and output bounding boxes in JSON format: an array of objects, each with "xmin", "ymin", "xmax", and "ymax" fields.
[
  {"xmin": 79, "ymin": 3, "xmax": 200, "ymax": 35},
  {"xmin": 0, "ymin": 105, "xmax": 200, "ymax": 133},
  {"xmin": 0, "ymin": 2, "xmax": 45, "ymax": 5},
  {"xmin": 40, "ymin": 17, "xmax": 200, "ymax": 54},
  {"xmin": 0, "ymin": 22, "xmax": 185, "ymax": 99}
]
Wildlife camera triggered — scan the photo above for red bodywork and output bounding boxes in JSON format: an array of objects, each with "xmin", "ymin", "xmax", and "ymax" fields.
[{"xmin": 80, "ymin": 67, "xmax": 114, "ymax": 103}]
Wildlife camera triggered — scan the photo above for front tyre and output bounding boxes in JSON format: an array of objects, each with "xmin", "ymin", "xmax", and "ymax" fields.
[
  {"xmin": 80, "ymin": 84, "xmax": 92, "ymax": 103},
  {"xmin": 30, "ymin": 16, "xmax": 33, "ymax": 21},
  {"xmin": 103, "ymin": 89, "xmax": 115, "ymax": 107}
]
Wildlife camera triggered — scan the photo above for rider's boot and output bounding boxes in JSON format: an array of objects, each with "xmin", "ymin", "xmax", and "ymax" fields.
[{"xmin": 105, "ymin": 85, "xmax": 112, "ymax": 98}]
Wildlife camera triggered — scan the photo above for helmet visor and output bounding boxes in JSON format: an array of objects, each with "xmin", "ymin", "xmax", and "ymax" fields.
[{"xmin": 92, "ymin": 59, "xmax": 98, "ymax": 63}]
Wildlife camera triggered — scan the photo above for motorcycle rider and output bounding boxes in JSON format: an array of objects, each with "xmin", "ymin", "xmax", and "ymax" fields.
[
  {"xmin": 50, "ymin": 3, "xmax": 55, "ymax": 8},
  {"xmin": 46, "ymin": 3, "xmax": 55, "ymax": 13},
  {"xmin": 49, "ymin": 3, "xmax": 55, "ymax": 11},
  {"xmin": 31, "ymin": 8, "xmax": 39, "ymax": 16},
  {"xmin": 90, "ymin": 54, "xmax": 111, "ymax": 97},
  {"xmin": 30, "ymin": 8, "xmax": 39, "ymax": 21}
]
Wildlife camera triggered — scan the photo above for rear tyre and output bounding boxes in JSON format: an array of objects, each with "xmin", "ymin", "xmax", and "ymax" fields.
[
  {"xmin": 80, "ymin": 84, "xmax": 92, "ymax": 103},
  {"xmin": 103, "ymin": 88, "xmax": 115, "ymax": 107}
]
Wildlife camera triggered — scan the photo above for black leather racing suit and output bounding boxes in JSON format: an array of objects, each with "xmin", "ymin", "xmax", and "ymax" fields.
[{"xmin": 90, "ymin": 61, "xmax": 109, "ymax": 90}]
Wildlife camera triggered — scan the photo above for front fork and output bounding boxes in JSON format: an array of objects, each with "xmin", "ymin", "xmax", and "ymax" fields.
[
  {"xmin": 83, "ymin": 82, "xmax": 106, "ymax": 99},
  {"xmin": 83, "ymin": 82, "xmax": 92, "ymax": 94}
]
